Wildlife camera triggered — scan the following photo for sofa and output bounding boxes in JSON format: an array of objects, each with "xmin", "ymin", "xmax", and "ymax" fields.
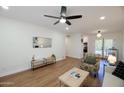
[
  {"xmin": 102, "ymin": 66, "xmax": 124, "ymax": 87},
  {"xmin": 31, "ymin": 54, "xmax": 56, "ymax": 70}
]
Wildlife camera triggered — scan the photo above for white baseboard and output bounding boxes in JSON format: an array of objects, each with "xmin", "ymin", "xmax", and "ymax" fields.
[{"xmin": 0, "ymin": 67, "xmax": 30, "ymax": 77}]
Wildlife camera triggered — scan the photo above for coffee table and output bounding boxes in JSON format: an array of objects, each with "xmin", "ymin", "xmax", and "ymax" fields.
[{"xmin": 59, "ymin": 67, "xmax": 89, "ymax": 87}]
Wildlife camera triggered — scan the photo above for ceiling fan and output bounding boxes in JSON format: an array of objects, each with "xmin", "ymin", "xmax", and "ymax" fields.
[{"xmin": 44, "ymin": 6, "xmax": 82, "ymax": 26}]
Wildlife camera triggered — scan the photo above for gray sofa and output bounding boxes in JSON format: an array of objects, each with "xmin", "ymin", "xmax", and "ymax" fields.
[{"xmin": 102, "ymin": 66, "xmax": 124, "ymax": 87}]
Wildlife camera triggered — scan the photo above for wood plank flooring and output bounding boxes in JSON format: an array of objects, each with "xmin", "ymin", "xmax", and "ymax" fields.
[{"xmin": 0, "ymin": 57, "xmax": 104, "ymax": 87}]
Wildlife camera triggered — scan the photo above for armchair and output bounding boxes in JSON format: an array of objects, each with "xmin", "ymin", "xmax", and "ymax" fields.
[{"xmin": 80, "ymin": 54, "xmax": 100, "ymax": 77}]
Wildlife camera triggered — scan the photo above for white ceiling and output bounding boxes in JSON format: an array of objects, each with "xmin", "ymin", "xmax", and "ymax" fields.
[{"xmin": 0, "ymin": 6, "xmax": 124, "ymax": 34}]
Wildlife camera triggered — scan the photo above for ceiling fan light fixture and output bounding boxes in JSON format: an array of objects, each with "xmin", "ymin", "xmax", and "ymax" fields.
[
  {"xmin": 97, "ymin": 31, "xmax": 102, "ymax": 38},
  {"xmin": 44, "ymin": 6, "xmax": 82, "ymax": 26},
  {"xmin": 60, "ymin": 18, "xmax": 66, "ymax": 23}
]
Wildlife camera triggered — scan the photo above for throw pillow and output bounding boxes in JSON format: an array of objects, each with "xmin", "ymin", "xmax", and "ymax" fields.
[{"xmin": 112, "ymin": 61, "xmax": 124, "ymax": 80}]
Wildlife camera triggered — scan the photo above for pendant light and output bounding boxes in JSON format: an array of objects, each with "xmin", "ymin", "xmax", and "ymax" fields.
[{"xmin": 97, "ymin": 31, "xmax": 102, "ymax": 38}]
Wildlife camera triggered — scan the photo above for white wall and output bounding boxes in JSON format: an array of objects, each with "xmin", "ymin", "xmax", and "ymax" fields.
[
  {"xmin": 66, "ymin": 33, "xmax": 82, "ymax": 59},
  {"xmin": 0, "ymin": 16, "xmax": 66, "ymax": 77},
  {"xmin": 122, "ymin": 31, "xmax": 124, "ymax": 62}
]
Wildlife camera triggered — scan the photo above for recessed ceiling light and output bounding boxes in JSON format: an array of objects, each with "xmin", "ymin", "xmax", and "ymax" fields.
[
  {"xmin": 1, "ymin": 6, "xmax": 9, "ymax": 10},
  {"xmin": 66, "ymin": 27, "xmax": 69, "ymax": 30},
  {"xmin": 100, "ymin": 16, "xmax": 106, "ymax": 20}
]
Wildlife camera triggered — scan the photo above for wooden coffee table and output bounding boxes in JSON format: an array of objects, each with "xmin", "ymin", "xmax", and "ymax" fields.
[{"xmin": 59, "ymin": 67, "xmax": 89, "ymax": 87}]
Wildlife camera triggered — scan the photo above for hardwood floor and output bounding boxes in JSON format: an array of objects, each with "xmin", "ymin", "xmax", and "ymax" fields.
[{"xmin": 0, "ymin": 57, "xmax": 104, "ymax": 87}]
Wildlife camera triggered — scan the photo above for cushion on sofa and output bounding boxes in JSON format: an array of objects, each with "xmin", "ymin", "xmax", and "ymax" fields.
[{"xmin": 112, "ymin": 61, "xmax": 124, "ymax": 80}]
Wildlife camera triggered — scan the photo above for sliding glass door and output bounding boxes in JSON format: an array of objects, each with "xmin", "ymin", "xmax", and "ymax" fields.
[
  {"xmin": 95, "ymin": 38, "xmax": 113, "ymax": 57},
  {"xmin": 95, "ymin": 39, "xmax": 103, "ymax": 56}
]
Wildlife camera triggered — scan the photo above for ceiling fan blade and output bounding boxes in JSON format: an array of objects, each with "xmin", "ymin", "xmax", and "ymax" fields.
[
  {"xmin": 44, "ymin": 15, "xmax": 60, "ymax": 19},
  {"xmin": 54, "ymin": 20, "xmax": 60, "ymax": 25},
  {"xmin": 66, "ymin": 15, "xmax": 82, "ymax": 19},
  {"xmin": 66, "ymin": 20, "xmax": 71, "ymax": 25},
  {"xmin": 60, "ymin": 6, "xmax": 66, "ymax": 16}
]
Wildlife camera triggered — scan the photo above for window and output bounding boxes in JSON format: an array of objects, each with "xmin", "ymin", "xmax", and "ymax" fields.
[
  {"xmin": 104, "ymin": 39, "xmax": 113, "ymax": 56},
  {"xmin": 104, "ymin": 39, "xmax": 113, "ymax": 49}
]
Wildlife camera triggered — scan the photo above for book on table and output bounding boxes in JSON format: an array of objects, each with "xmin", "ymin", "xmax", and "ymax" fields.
[{"xmin": 70, "ymin": 71, "xmax": 81, "ymax": 79}]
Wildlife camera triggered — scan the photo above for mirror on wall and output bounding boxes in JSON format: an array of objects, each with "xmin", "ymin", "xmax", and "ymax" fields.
[{"xmin": 33, "ymin": 37, "xmax": 52, "ymax": 48}]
